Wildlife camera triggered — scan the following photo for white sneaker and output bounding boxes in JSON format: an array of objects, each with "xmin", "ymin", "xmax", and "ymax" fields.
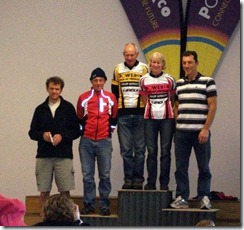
[
  {"xmin": 170, "ymin": 196, "xmax": 189, "ymax": 209},
  {"xmin": 200, "ymin": 196, "xmax": 212, "ymax": 209}
]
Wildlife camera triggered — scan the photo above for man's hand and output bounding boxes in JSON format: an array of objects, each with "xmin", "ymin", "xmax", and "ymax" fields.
[
  {"xmin": 52, "ymin": 134, "xmax": 62, "ymax": 146},
  {"xmin": 198, "ymin": 128, "xmax": 209, "ymax": 144}
]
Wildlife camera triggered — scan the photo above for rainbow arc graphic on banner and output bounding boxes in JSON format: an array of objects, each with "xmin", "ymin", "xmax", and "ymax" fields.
[
  {"xmin": 185, "ymin": 0, "xmax": 240, "ymax": 77},
  {"xmin": 120, "ymin": 0, "xmax": 183, "ymax": 80},
  {"xmin": 120, "ymin": 0, "xmax": 240, "ymax": 79}
]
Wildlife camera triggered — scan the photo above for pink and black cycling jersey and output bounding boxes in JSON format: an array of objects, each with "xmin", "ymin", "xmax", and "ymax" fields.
[{"xmin": 139, "ymin": 72, "xmax": 176, "ymax": 119}]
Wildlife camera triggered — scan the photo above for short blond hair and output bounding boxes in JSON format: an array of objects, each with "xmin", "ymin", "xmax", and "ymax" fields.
[{"xmin": 149, "ymin": 52, "xmax": 166, "ymax": 70}]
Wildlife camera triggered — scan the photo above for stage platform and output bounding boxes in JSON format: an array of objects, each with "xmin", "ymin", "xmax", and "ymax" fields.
[{"xmin": 24, "ymin": 190, "xmax": 240, "ymax": 226}]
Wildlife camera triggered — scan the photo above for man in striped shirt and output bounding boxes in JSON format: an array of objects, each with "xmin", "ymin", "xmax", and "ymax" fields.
[{"xmin": 170, "ymin": 51, "xmax": 217, "ymax": 210}]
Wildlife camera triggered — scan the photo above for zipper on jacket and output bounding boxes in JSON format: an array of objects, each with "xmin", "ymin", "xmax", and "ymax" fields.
[{"xmin": 95, "ymin": 93, "xmax": 100, "ymax": 140}]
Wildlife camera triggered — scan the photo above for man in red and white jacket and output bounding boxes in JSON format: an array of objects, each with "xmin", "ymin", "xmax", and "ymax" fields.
[{"xmin": 76, "ymin": 67, "xmax": 118, "ymax": 216}]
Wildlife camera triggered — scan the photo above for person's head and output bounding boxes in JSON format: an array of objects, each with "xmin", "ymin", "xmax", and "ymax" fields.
[
  {"xmin": 90, "ymin": 67, "xmax": 107, "ymax": 92},
  {"xmin": 148, "ymin": 52, "xmax": 166, "ymax": 75},
  {"xmin": 123, "ymin": 43, "xmax": 139, "ymax": 67},
  {"xmin": 42, "ymin": 194, "xmax": 76, "ymax": 224},
  {"xmin": 182, "ymin": 50, "xmax": 199, "ymax": 78},
  {"xmin": 0, "ymin": 194, "xmax": 26, "ymax": 226},
  {"xmin": 46, "ymin": 76, "xmax": 64, "ymax": 103},
  {"xmin": 195, "ymin": 219, "xmax": 215, "ymax": 226}
]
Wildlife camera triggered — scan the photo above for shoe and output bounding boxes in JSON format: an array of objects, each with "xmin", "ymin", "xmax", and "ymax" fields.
[
  {"xmin": 133, "ymin": 181, "xmax": 143, "ymax": 190},
  {"xmin": 200, "ymin": 196, "xmax": 212, "ymax": 209},
  {"xmin": 144, "ymin": 183, "xmax": 156, "ymax": 190},
  {"xmin": 160, "ymin": 185, "xmax": 169, "ymax": 191},
  {"xmin": 170, "ymin": 196, "xmax": 189, "ymax": 209},
  {"xmin": 80, "ymin": 203, "xmax": 95, "ymax": 215},
  {"xmin": 122, "ymin": 181, "xmax": 133, "ymax": 189},
  {"xmin": 99, "ymin": 207, "xmax": 111, "ymax": 216}
]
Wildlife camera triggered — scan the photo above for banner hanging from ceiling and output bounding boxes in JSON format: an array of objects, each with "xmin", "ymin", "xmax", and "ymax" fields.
[
  {"xmin": 185, "ymin": 0, "xmax": 240, "ymax": 77},
  {"xmin": 120, "ymin": 0, "xmax": 240, "ymax": 79},
  {"xmin": 120, "ymin": 0, "xmax": 183, "ymax": 80}
]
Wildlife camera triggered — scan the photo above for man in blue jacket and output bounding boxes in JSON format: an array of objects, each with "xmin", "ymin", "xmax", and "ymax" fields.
[{"xmin": 28, "ymin": 76, "xmax": 80, "ymax": 213}]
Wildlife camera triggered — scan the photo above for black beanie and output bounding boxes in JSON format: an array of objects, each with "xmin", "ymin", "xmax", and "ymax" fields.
[{"xmin": 90, "ymin": 67, "xmax": 107, "ymax": 81}]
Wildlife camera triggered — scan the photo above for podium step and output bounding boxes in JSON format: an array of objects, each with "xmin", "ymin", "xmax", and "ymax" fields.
[
  {"xmin": 161, "ymin": 208, "xmax": 220, "ymax": 226},
  {"xmin": 117, "ymin": 189, "xmax": 172, "ymax": 226},
  {"xmin": 80, "ymin": 214, "xmax": 120, "ymax": 226}
]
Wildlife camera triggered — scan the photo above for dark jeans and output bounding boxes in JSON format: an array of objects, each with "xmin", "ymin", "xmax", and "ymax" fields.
[
  {"xmin": 117, "ymin": 114, "xmax": 145, "ymax": 183},
  {"xmin": 174, "ymin": 130, "xmax": 212, "ymax": 201},
  {"xmin": 144, "ymin": 119, "xmax": 175, "ymax": 187}
]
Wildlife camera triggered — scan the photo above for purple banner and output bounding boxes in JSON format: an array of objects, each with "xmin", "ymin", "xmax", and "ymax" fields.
[
  {"xmin": 120, "ymin": 0, "xmax": 183, "ymax": 79},
  {"xmin": 185, "ymin": 0, "xmax": 240, "ymax": 77}
]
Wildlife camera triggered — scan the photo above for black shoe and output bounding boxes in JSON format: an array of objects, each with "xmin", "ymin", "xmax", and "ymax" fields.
[
  {"xmin": 122, "ymin": 181, "xmax": 133, "ymax": 189},
  {"xmin": 99, "ymin": 207, "xmax": 111, "ymax": 216},
  {"xmin": 160, "ymin": 185, "xmax": 169, "ymax": 191},
  {"xmin": 144, "ymin": 183, "xmax": 156, "ymax": 190},
  {"xmin": 133, "ymin": 181, "xmax": 143, "ymax": 190},
  {"xmin": 80, "ymin": 203, "xmax": 95, "ymax": 215}
]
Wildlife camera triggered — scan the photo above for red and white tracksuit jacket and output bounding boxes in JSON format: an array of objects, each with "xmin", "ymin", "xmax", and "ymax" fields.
[{"xmin": 77, "ymin": 88, "xmax": 118, "ymax": 140}]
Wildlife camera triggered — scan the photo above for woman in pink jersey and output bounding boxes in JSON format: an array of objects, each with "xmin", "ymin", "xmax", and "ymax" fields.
[{"xmin": 139, "ymin": 52, "xmax": 176, "ymax": 191}]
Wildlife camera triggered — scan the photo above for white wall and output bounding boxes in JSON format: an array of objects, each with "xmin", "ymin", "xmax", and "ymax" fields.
[{"xmin": 0, "ymin": 0, "xmax": 240, "ymax": 204}]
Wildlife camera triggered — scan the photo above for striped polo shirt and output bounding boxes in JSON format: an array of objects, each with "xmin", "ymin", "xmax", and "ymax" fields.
[{"xmin": 175, "ymin": 73, "xmax": 217, "ymax": 131}]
